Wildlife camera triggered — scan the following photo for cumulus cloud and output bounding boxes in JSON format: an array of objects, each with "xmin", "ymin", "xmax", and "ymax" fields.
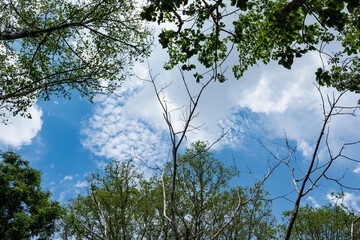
[
  {"xmin": 232, "ymin": 54, "xmax": 360, "ymax": 160},
  {"xmin": 0, "ymin": 105, "xmax": 42, "ymax": 148}
]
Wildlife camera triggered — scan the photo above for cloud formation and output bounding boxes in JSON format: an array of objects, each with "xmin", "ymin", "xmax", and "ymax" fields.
[
  {"xmin": 81, "ymin": 73, "xmax": 170, "ymax": 169},
  {"xmin": 81, "ymin": 47, "xmax": 360, "ymax": 169},
  {"xmin": 0, "ymin": 105, "xmax": 42, "ymax": 148}
]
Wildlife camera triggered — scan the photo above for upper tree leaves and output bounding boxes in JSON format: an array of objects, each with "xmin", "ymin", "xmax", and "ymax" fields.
[
  {"xmin": 0, "ymin": 151, "xmax": 63, "ymax": 239},
  {"xmin": 141, "ymin": 0, "xmax": 360, "ymax": 92},
  {"xmin": 162, "ymin": 141, "xmax": 277, "ymax": 239},
  {"xmin": 280, "ymin": 197, "xmax": 360, "ymax": 239},
  {"xmin": 0, "ymin": 0, "xmax": 151, "ymax": 120},
  {"xmin": 61, "ymin": 141, "xmax": 277, "ymax": 239}
]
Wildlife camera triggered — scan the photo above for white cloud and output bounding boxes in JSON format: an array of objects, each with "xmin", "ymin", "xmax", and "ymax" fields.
[
  {"xmin": 0, "ymin": 104, "xmax": 42, "ymax": 148},
  {"xmin": 354, "ymin": 164, "xmax": 360, "ymax": 174},
  {"xmin": 82, "ymin": 45, "xmax": 360, "ymax": 173},
  {"xmin": 75, "ymin": 180, "xmax": 88, "ymax": 188},
  {"xmin": 327, "ymin": 192, "xmax": 360, "ymax": 211},
  {"xmin": 232, "ymin": 54, "xmax": 360, "ymax": 160},
  {"xmin": 59, "ymin": 191, "xmax": 67, "ymax": 203},
  {"xmin": 59, "ymin": 175, "xmax": 74, "ymax": 185},
  {"xmin": 297, "ymin": 140, "xmax": 314, "ymax": 158},
  {"xmin": 63, "ymin": 175, "xmax": 73, "ymax": 181},
  {"xmin": 307, "ymin": 196, "xmax": 321, "ymax": 208},
  {"xmin": 233, "ymin": 53, "xmax": 321, "ymax": 114},
  {"xmin": 81, "ymin": 76, "xmax": 170, "ymax": 169}
]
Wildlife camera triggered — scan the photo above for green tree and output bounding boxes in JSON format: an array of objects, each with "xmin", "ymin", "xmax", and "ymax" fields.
[
  {"xmin": 61, "ymin": 160, "xmax": 165, "ymax": 240},
  {"xmin": 61, "ymin": 142, "xmax": 277, "ymax": 239},
  {"xmin": 279, "ymin": 198, "xmax": 360, "ymax": 239},
  {"xmin": 162, "ymin": 141, "xmax": 277, "ymax": 239},
  {"xmin": 0, "ymin": 0, "xmax": 151, "ymax": 120},
  {"xmin": 0, "ymin": 151, "xmax": 63, "ymax": 240},
  {"xmin": 141, "ymin": 0, "xmax": 360, "ymax": 92},
  {"xmin": 220, "ymin": 188, "xmax": 277, "ymax": 239}
]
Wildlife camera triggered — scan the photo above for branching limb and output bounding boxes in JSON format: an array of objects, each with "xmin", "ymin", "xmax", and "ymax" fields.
[
  {"xmin": 90, "ymin": 185, "xmax": 108, "ymax": 240},
  {"xmin": 212, "ymin": 158, "xmax": 280, "ymax": 239}
]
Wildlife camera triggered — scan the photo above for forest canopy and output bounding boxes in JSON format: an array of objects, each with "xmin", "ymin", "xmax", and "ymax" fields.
[{"xmin": 0, "ymin": 0, "xmax": 151, "ymax": 120}]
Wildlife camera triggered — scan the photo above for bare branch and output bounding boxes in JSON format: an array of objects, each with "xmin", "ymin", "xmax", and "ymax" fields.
[
  {"xmin": 161, "ymin": 164, "xmax": 172, "ymax": 224},
  {"xmin": 212, "ymin": 158, "xmax": 280, "ymax": 239},
  {"xmin": 90, "ymin": 185, "xmax": 108, "ymax": 240},
  {"xmin": 78, "ymin": 221, "xmax": 106, "ymax": 240},
  {"xmin": 275, "ymin": 87, "xmax": 359, "ymax": 239}
]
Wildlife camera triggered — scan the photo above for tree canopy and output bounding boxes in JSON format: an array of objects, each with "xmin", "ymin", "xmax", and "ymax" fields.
[
  {"xmin": 61, "ymin": 141, "xmax": 277, "ymax": 239},
  {"xmin": 0, "ymin": 0, "xmax": 151, "ymax": 120},
  {"xmin": 280, "ymin": 196, "xmax": 360, "ymax": 239},
  {"xmin": 0, "ymin": 151, "xmax": 63, "ymax": 239},
  {"xmin": 141, "ymin": 0, "xmax": 360, "ymax": 93}
]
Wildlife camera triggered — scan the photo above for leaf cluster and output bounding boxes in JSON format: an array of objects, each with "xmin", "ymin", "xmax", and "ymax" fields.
[
  {"xmin": 280, "ymin": 199, "xmax": 360, "ymax": 240},
  {"xmin": 141, "ymin": 0, "xmax": 360, "ymax": 94},
  {"xmin": 0, "ymin": 151, "xmax": 63, "ymax": 240},
  {"xmin": 0, "ymin": 0, "xmax": 152, "ymax": 119}
]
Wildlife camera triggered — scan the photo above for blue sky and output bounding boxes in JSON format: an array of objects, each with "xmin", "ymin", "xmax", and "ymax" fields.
[{"xmin": 1, "ymin": 30, "xmax": 360, "ymax": 221}]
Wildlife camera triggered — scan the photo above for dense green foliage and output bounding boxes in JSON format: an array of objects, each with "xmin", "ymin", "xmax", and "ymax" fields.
[
  {"xmin": 280, "ymin": 199, "xmax": 360, "ymax": 239},
  {"xmin": 0, "ymin": 151, "xmax": 63, "ymax": 239},
  {"xmin": 61, "ymin": 160, "xmax": 165, "ymax": 239},
  {"xmin": 0, "ymin": 0, "xmax": 151, "ymax": 119},
  {"xmin": 163, "ymin": 141, "xmax": 277, "ymax": 239},
  {"xmin": 141, "ymin": 0, "xmax": 360, "ymax": 92},
  {"xmin": 61, "ymin": 142, "xmax": 277, "ymax": 239}
]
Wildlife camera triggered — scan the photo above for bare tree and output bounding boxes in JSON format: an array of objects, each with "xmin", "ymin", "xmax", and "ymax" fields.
[
  {"xmin": 264, "ymin": 86, "xmax": 360, "ymax": 240},
  {"xmin": 147, "ymin": 69, "xmax": 217, "ymax": 239},
  {"xmin": 140, "ymin": 68, "xmax": 280, "ymax": 240}
]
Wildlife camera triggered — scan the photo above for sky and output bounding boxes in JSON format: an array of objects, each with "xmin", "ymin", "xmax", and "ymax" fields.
[{"xmin": 1, "ymin": 25, "xmax": 360, "ymax": 222}]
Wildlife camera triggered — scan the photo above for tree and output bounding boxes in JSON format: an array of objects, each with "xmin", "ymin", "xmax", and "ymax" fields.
[
  {"xmin": 261, "ymin": 87, "xmax": 360, "ymax": 239},
  {"xmin": 0, "ymin": 151, "xmax": 63, "ymax": 239},
  {"xmin": 140, "ymin": 2, "xmax": 360, "ymax": 237},
  {"xmin": 161, "ymin": 141, "xmax": 278, "ymax": 239},
  {"xmin": 61, "ymin": 159, "xmax": 167, "ymax": 240},
  {"xmin": 0, "ymin": 0, "xmax": 151, "ymax": 120},
  {"xmin": 135, "ymin": 67, "xmax": 279, "ymax": 239},
  {"xmin": 279, "ymin": 195, "xmax": 360, "ymax": 239},
  {"xmin": 141, "ymin": 0, "xmax": 360, "ymax": 92},
  {"xmin": 61, "ymin": 142, "xmax": 277, "ymax": 239}
]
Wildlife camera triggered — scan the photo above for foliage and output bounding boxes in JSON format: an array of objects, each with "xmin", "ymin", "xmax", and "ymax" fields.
[
  {"xmin": 0, "ymin": 151, "xmax": 63, "ymax": 240},
  {"xmin": 60, "ymin": 160, "xmax": 162, "ymax": 240},
  {"xmin": 220, "ymin": 188, "xmax": 278, "ymax": 239},
  {"xmin": 61, "ymin": 141, "xmax": 277, "ymax": 239},
  {"xmin": 280, "ymin": 196, "xmax": 360, "ymax": 240},
  {"xmin": 141, "ymin": 0, "xmax": 360, "ymax": 92},
  {"xmin": 163, "ymin": 141, "xmax": 277, "ymax": 239},
  {"xmin": 0, "ymin": 0, "xmax": 151, "ymax": 120}
]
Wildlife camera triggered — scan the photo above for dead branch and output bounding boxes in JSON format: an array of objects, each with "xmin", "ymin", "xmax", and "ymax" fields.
[
  {"xmin": 265, "ymin": 86, "xmax": 360, "ymax": 240},
  {"xmin": 212, "ymin": 157, "xmax": 281, "ymax": 239},
  {"xmin": 90, "ymin": 185, "xmax": 108, "ymax": 240},
  {"xmin": 146, "ymin": 67, "xmax": 216, "ymax": 239}
]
